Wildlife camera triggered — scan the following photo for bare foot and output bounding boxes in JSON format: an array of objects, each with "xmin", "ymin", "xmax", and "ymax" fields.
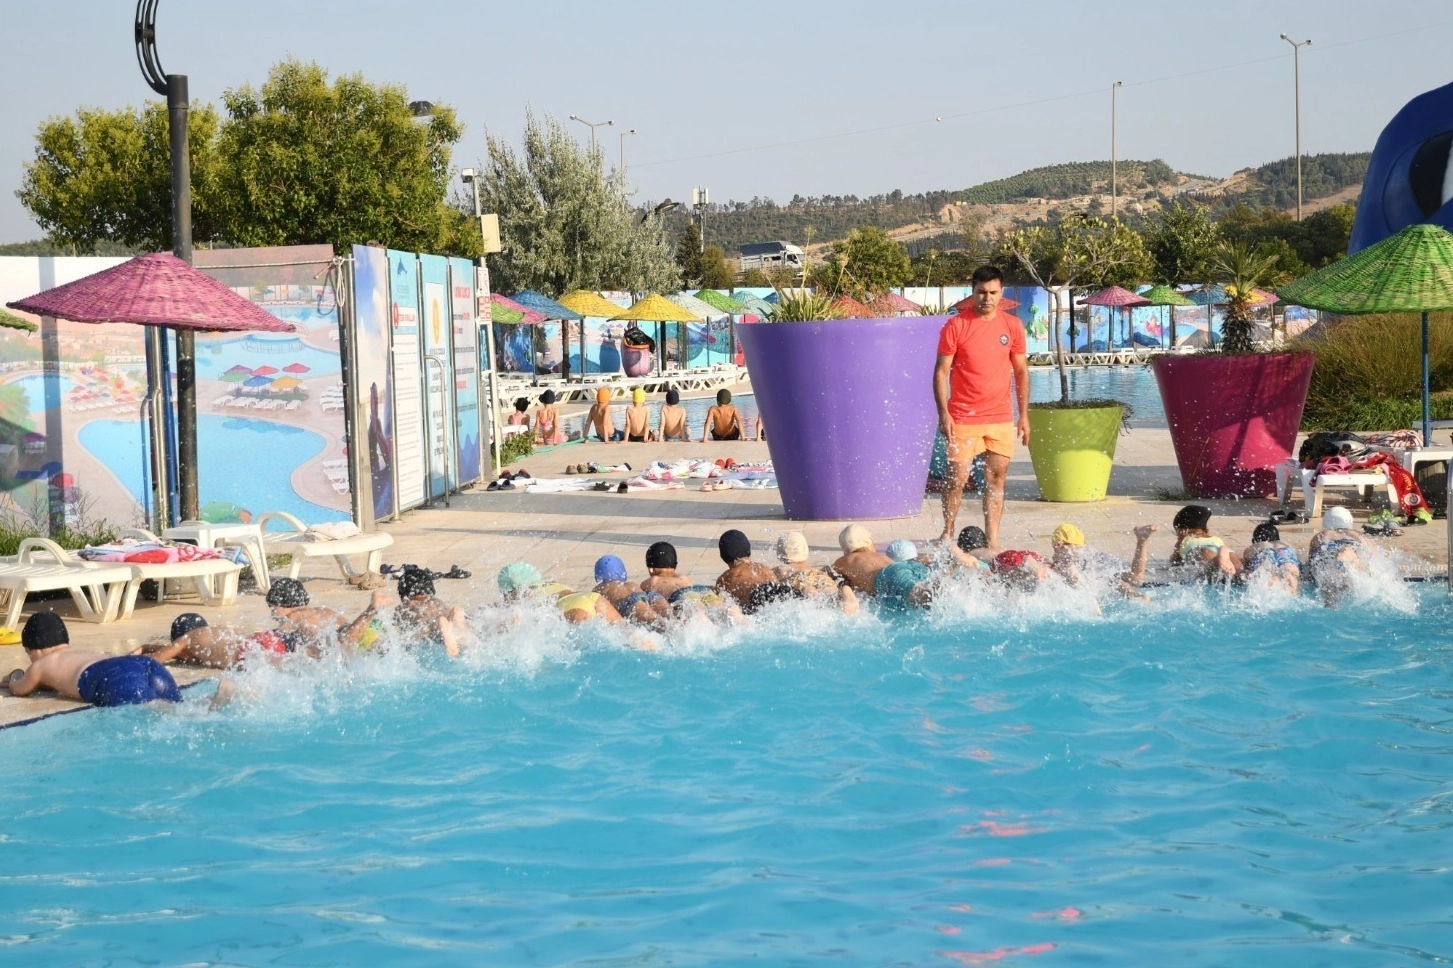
[{"xmin": 209, "ymin": 677, "xmax": 236, "ymax": 711}]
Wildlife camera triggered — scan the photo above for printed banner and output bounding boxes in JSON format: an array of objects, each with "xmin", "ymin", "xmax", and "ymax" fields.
[
  {"xmin": 449, "ymin": 258, "xmax": 481, "ymax": 486},
  {"xmin": 388, "ymin": 250, "xmax": 426, "ymax": 510},
  {"xmin": 351, "ymin": 245, "xmax": 394, "ymax": 524},
  {"xmin": 419, "ymin": 254, "xmax": 452, "ymax": 498}
]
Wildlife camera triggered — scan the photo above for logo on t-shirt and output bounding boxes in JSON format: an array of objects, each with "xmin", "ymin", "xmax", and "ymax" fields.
[{"xmin": 999, "ymin": 333, "xmax": 1009, "ymax": 345}]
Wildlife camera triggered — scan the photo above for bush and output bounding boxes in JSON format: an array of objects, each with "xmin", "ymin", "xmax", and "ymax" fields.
[
  {"xmin": 495, "ymin": 430, "xmax": 535, "ymax": 469},
  {"xmin": 1296, "ymin": 312, "xmax": 1453, "ymax": 429},
  {"xmin": 0, "ymin": 493, "xmax": 119, "ymax": 557}
]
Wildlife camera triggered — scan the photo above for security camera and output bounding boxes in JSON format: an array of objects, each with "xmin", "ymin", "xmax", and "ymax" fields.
[{"xmin": 461, "ymin": 168, "xmax": 476, "ymax": 184}]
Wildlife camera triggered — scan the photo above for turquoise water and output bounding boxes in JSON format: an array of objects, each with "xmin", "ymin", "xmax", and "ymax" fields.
[
  {"xmin": 78, "ymin": 415, "xmax": 347, "ymax": 523},
  {"xmin": 5, "ymin": 374, "xmax": 77, "ymax": 412},
  {"xmin": 196, "ymin": 335, "xmax": 341, "ymax": 377},
  {"xmin": 2, "ymin": 578, "xmax": 1450, "ymax": 966},
  {"xmin": 1028, "ymin": 366, "xmax": 1163, "ymax": 423}
]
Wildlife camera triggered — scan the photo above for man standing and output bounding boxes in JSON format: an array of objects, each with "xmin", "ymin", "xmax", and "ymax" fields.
[{"xmin": 934, "ymin": 265, "xmax": 1029, "ymax": 548}]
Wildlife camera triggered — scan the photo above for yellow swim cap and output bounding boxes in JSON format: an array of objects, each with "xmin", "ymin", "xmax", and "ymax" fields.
[
  {"xmin": 632, "ymin": 387, "xmax": 646, "ymax": 404},
  {"xmin": 1052, "ymin": 523, "xmax": 1085, "ymax": 546}
]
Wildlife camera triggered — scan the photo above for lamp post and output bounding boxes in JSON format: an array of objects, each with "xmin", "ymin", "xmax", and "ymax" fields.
[
  {"xmin": 134, "ymin": 0, "xmax": 192, "ymax": 527},
  {"xmin": 619, "ymin": 128, "xmax": 636, "ymax": 183},
  {"xmin": 568, "ymin": 114, "xmax": 613, "ymax": 155},
  {"xmin": 1111, "ymin": 80, "xmax": 1123, "ymax": 220},
  {"xmin": 461, "ymin": 167, "xmax": 503, "ymax": 476},
  {"xmin": 1280, "ymin": 33, "xmax": 1312, "ymax": 221}
]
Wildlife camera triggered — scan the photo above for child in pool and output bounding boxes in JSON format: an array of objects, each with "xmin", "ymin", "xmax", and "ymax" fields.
[
  {"xmin": 702, "ymin": 389, "xmax": 742, "ymax": 442},
  {"xmin": 832, "ymin": 524, "xmax": 893, "ymax": 595},
  {"xmin": 4, "ymin": 612, "xmax": 183, "ymax": 707},
  {"xmin": 1168, "ymin": 505, "xmax": 1239, "ymax": 580},
  {"xmin": 593, "ymin": 554, "xmax": 670, "ymax": 625},
  {"xmin": 1308, "ymin": 506, "xmax": 1377, "ymax": 607},
  {"xmin": 392, "ymin": 565, "xmax": 470, "ymax": 657},
  {"xmin": 1240, "ymin": 521, "xmax": 1302, "ymax": 594},
  {"xmin": 774, "ymin": 531, "xmax": 859, "ymax": 614},
  {"xmin": 640, "ymin": 541, "xmax": 694, "ymax": 600}
]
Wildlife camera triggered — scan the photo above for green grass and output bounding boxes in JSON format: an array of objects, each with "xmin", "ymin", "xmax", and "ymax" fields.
[{"xmin": 1296, "ymin": 312, "xmax": 1453, "ymax": 430}]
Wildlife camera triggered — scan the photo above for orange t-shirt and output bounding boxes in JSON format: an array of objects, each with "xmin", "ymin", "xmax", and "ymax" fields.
[{"xmin": 937, "ymin": 309, "xmax": 1027, "ymax": 424}]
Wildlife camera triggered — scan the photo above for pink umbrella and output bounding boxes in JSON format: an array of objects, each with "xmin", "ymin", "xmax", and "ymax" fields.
[
  {"xmin": 252, "ymin": 365, "xmax": 279, "ymax": 376},
  {"xmin": 283, "ymin": 362, "xmax": 311, "ymax": 374},
  {"xmin": 6, "ymin": 253, "xmax": 296, "ymax": 332},
  {"xmin": 1079, "ymin": 286, "xmax": 1152, "ymax": 348}
]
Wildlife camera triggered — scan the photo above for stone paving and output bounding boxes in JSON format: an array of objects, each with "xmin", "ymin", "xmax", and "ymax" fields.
[{"xmin": 3, "ymin": 427, "xmax": 1445, "ymax": 727}]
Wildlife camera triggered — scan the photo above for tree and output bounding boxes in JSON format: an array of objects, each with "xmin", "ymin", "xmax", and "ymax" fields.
[
  {"xmin": 1210, "ymin": 240, "xmax": 1283, "ymax": 354},
  {"xmin": 699, "ymin": 245, "xmax": 736, "ymax": 289},
  {"xmin": 739, "ymin": 267, "xmax": 772, "ymax": 287},
  {"xmin": 1146, "ymin": 203, "xmax": 1220, "ymax": 285},
  {"xmin": 218, "ymin": 59, "xmax": 474, "ymax": 255},
  {"xmin": 17, "ymin": 59, "xmax": 478, "ymax": 257},
  {"xmin": 476, "ymin": 110, "xmax": 680, "ymax": 294},
  {"xmin": 18, "ymin": 102, "xmax": 223, "ymax": 253},
  {"xmin": 676, "ymin": 221, "xmax": 704, "ymax": 285},
  {"xmin": 822, "ymin": 225, "xmax": 911, "ymax": 298}
]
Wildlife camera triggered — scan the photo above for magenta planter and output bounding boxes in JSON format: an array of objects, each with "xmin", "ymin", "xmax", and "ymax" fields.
[
  {"xmin": 738, "ymin": 316, "xmax": 947, "ymax": 519},
  {"xmin": 1153, "ymin": 353, "xmax": 1315, "ymax": 497}
]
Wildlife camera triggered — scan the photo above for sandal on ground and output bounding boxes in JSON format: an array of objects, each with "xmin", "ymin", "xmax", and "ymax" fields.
[{"xmin": 348, "ymin": 571, "xmax": 387, "ymax": 590}]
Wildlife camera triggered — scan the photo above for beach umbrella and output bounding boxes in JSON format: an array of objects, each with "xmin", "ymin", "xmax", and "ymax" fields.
[
  {"xmin": 252, "ymin": 364, "xmax": 279, "ymax": 376},
  {"xmin": 1279, "ymin": 223, "xmax": 1453, "ymax": 446},
  {"xmin": 0, "ymin": 307, "xmax": 37, "ymax": 332},
  {"xmin": 270, "ymin": 375, "xmax": 302, "ymax": 390},
  {"xmin": 830, "ymin": 295, "xmax": 874, "ymax": 318},
  {"xmin": 1139, "ymin": 284, "xmax": 1194, "ymax": 347},
  {"xmin": 513, "ymin": 290, "xmax": 585, "ymax": 378},
  {"xmin": 282, "ymin": 362, "xmax": 311, "ymax": 374},
  {"xmin": 224, "ymin": 364, "xmax": 253, "ymax": 375},
  {"xmin": 695, "ymin": 289, "xmax": 746, "ymax": 314},
  {"xmin": 243, "ymin": 374, "xmax": 273, "ymax": 387},
  {"xmin": 668, "ymin": 292, "xmax": 725, "ymax": 366},
  {"xmin": 218, "ymin": 369, "xmax": 249, "ymax": 383},
  {"xmin": 557, "ymin": 290, "xmax": 628, "ymax": 318},
  {"xmin": 489, "ymin": 293, "xmax": 546, "ymax": 324},
  {"xmin": 610, "ymin": 294, "xmax": 701, "ymax": 377},
  {"xmin": 869, "ymin": 292, "xmax": 924, "ymax": 315},
  {"xmin": 1080, "ymin": 285, "xmax": 1152, "ymax": 348},
  {"xmin": 1186, "ymin": 284, "xmax": 1228, "ymax": 349},
  {"xmin": 6, "ymin": 252, "xmax": 296, "ymax": 528},
  {"xmin": 730, "ymin": 292, "xmax": 774, "ymax": 315}
]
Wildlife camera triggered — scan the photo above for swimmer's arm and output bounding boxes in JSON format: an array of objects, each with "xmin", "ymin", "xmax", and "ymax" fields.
[
  {"xmin": 339, "ymin": 590, "xmax": 390, "ymax": 646},
  {"xmin": 1124, "ymin": 524, "xmax": 1158, "ymax": 586},
  {"xmin": 136, "ymin": 640, "xmax": 189, "ymax": 664},
  {"xmin": 837, "ymin": 584, "xmax": 859, "ymax": 616},
  {"xmin": 437, "ymin": 615, "xmax": 460, "ymax": 658},
  {"xmin": 4, "ymin": 666, "xmax": 40, "ymax": 697},
  {"xmin": 597, "ymin": 598, "xmax": 623, "ymax": 624}
]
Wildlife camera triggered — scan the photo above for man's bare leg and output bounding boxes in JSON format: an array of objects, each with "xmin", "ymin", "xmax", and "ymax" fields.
[
  {"xmin": 939, "ymin": 457, "xmax": 974, "ymax": 542},
  {"xmin": 981, "ymin": 452, "xmax": 1010, "ymax": 549}
]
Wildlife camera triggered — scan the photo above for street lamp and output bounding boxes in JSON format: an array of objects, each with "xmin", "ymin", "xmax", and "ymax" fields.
[
  {"xmin": 1280, "ymin": 33, "xmax": 1312, "ymax": 221},
  {"xmin": 135, "ymin": 0, "xmax": 193, "ymax": 526},
  {"xmin": 619, "ymin": 128, "xmax": 636, "ymax": 180},
  {"xmin": 460, "ymin": 167, "xmax": 504, "ymax": 472},
  {"xmin": 568, "ymin": 114, "xmax": 613, "ymax": 155},
  {"xmin": 1111, "ymin": 80, "xmax": 1123, "ymax": 220}
]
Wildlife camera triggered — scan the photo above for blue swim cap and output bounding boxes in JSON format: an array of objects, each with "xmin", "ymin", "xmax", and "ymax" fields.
[
  {"xmin": 498, "ymin": 562, "xmax": 543, "ymax": 594},
  {"xmin": 594, "ymin": 555, "xmax": 628, "ymax": 583},
  {"xmin": 886, "ymin": 539, "xmax": 918, "ymax": 562}
]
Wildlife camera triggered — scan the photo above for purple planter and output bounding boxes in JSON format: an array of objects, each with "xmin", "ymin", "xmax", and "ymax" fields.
[{"xmin": 738, "ymin": 316, "xmax": 947, "ymax": 519}]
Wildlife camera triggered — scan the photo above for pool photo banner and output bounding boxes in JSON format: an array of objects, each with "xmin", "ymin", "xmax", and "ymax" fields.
[
  {"xmin": 419, "ymin": 254, "xmax": 453, "ymax": 498},
  {"xmin": 387, "ymin": 250, "xmax": 426, "ymax": 512}
]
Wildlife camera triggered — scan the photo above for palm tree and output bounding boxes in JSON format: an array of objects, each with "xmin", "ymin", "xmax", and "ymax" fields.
[{"xmin": 1211, "ymin": 240, "xmax": 1282, "ymax": 354}]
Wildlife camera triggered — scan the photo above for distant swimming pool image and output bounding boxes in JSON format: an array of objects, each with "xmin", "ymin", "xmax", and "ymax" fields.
[
  {"xmin": 78, "ymin": 414, "xmax": 348, "ymax": 522},
  {"xmin": 5, "ymin": 374, "xmax": 77, "ymax": 412},
  {"xmin": 1, "ymin": 583, "xmax": 1449, "ymax": 966}
]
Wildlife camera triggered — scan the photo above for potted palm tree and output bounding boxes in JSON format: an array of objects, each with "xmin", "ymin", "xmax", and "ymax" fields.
[
  {"xmin": 736, "ymin": 273, "xmax": 948, "ymax": 520},
  {"xmin": 1152, "ymin": 240, "xmax": 1315, "ymax": 497}
]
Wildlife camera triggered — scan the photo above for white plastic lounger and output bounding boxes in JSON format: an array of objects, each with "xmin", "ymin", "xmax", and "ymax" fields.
[
  {"xmin": 0, "ymin": 539, "xmax": 133, "ymax": 628},
  {"xmin": 107, "ymin": 529, "xmax": 245, "ymax": 617},
  {"xmin": 256, "ymin": 511, "xmax": 393, "ymax": 580}
]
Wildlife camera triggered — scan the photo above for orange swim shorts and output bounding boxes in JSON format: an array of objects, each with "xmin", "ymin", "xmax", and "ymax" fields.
[{"xmin": 947, "ymin": 422, "xmax": 1016, "ymax": 461}]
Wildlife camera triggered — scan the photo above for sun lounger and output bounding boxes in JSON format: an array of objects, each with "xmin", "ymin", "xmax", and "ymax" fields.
[
  {"xmin": 0, "ymin": 539, "xmax": 134, "ymax": 628},
  {"xmin": 108, "ymin": 528, "xmax": 244, "ymax": 617},
  {"xmin": 285, "ymin": 400, "xmax": 301, "ymax": 411},
  {"xmin": 256, "ymin": 511, "xmax": 393, "ymax": 580}
]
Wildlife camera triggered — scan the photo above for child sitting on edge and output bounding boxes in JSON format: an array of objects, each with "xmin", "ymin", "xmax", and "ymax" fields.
[
  {"xmin": 623, "ymin": 388, "xmax": 652, "ymax": 442},
  {"xmin": 657, "ymin": 389, "xmax": 688, "ymax": 441},
  {"xmin": 534, "ymin": 390, "xmax": 563, "ymax": 445},
  {"xmin": 702, "ymin": 389, "xmax": 742, "ymax": 442},
  {"xmin": 507, "ymin": 397, "xmax": 532, "ymax": 430},
  {"xmin": 1168, "ymin": 505, "xmax": 1239, "ymax": 581},
  {"xmin": 586, "ymin": 388, "xmax": 616, "ymax": 443}
]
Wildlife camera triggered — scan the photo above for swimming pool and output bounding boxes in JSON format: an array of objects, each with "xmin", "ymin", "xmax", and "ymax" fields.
[
  {"xmin": 1028, "ymin": 365, "xmax": 1163, "ymax": 423},
  {"xmin": 5, "ymin": 374, "xmax": 77, "ymax": 412},
  {"xmin": 195, "ymin": 335, "xmax": 342, "ymax": 378},
  {"xmin": 78, "ymin": 415, "xmax": 348, "ymax": 523},
  {"xmin": 3, "ymin": 580, "xmax": 1449, "ymax": 965}
]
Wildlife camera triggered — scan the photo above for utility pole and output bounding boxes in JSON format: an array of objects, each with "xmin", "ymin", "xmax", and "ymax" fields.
[
  {"xmin": 568, "ymin": 114, "xmax": 613, "ymax": 155},
  {"xmin": 1111, "ymin": 81, "xmax": 1122, "ymax": 220},
  {"xmin": 1280, "ymin": 33, "xmax": 1312, "ymax": 221},
  {"xmin": 692, "ymin": 186, "xmax": 709, "ymax": 253},
  {"xmin": 619, "ymin": 128, "xmax": 636, "ymax": 184}
]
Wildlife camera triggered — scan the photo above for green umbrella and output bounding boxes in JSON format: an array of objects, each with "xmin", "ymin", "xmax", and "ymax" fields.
[
  {"xmin": 1139, "ymin": 285, "xmax": 1194, "ymax": 348},
  {"xmin": 695, "ymin": 289, "xmax": 746, "ymax": 314},
  {"xmin": 1279, "ymin": 223, "xmax": 1453, "ymax": 446},
  {"xmin": 0, "ymin": 308, "xmax": 37, "ymax": 333}
]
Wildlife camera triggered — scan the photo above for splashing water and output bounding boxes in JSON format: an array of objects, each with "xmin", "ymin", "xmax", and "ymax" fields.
[{"xmin": 2, "ymin": 575, "xmax": 1451, "ymax": 966}]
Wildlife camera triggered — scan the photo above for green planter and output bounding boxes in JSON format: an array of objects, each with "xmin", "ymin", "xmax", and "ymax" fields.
[{"xmin": 1026, "ymin": 403, "xmax": 1124, "ymax": 502}]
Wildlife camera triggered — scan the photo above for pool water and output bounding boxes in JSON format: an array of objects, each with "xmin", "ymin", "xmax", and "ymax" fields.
[
  {"xmin": 1028, "ymin": 366, "xmax": 1163, "ymax": 423},
  {"xmin": 3, "ymin": 578, "xmax": 1450, "ymax": 966},
  {"xmin": 5, "ymin": 374, "xmax": 77, "ymax": 412}
]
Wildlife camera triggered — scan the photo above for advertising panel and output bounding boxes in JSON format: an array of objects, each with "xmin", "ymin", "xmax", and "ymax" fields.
[
  {"xmin": 350, "ymin": 245, "xmax": 394, "ymax": 523},
  {"xmin": 448, "ymin": 258, "xmax": 481, "ymax": 487},
  {"xmin": 387, "ymin": 250, "xmax": 426, "ymax": 510},
  {"xmin": 419, "ymin": 254, "xmax": 452, "ymax": 498}
]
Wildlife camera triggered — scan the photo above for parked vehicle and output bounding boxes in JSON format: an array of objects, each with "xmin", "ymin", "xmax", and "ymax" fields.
[{"xmin": 738, "ymin": 241, "xmax": 805, "ymax": 275}]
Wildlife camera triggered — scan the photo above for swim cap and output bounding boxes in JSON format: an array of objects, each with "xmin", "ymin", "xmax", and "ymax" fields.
[
  {"xmin": 266, "ymin": 577, "xmax": 310, "ymax": 608},
  {"xmin": 514, "ymin": 397, "xmax": 529, "ymax": 412},
  {"xmin": 396, "ymin": 564, "xmax": 436, "ymax": 600},
  {"xmin": 1052, "ymin": 523, "xmax": 1085, "ymax": 547},
  {"xmin": 666, "ymin": 389, "xmax": 680, "ymax": 406},
  {"xmin": 170, "ymin": 613, "xmax": 209, "ymax": 641},
  {"xmin": 719, "ymin": 529, "xmax": 752, "ymax": 564},
  {"xmin": 776, "ymin": 531, "xmax": 809, "ymax": 563},
  {"xmin": 541, "ymin": 390, "xmax": 556, "ymax": 404},
  {"xmin": 1323, "ymin": 506, "xmax": 1354, "ymax": 531},
  {"xmin": 1172, "ymin": 505, "xmax": 1212, "ymax": 532},
  {"xmin": 991, "ymin": 549, "xmax": 1044, "ymax": 573},
  {"xmin": 596, "ymin": 388, "xmax": 610, "ymax": 406},
  {"xmin": 886, "ymin": 539, "xmax": 918, "ymax": 562},
  {"xmin": 839, "ymin": 524, "xmax": 874, "ymax": 553},
  {"xmin": 716, "ymin": 389, "xmax": 731, "ymax": 405},
  {"xmin": 632, "ymin": 388, "xmax": 646, "ymax": 405},
  {"xmin": 746, "ymin": 581, "xmax": 803, "ymax": 614},
  {"xmin": 594, "ymin": 554, "xmax": 628, "ymax": 583},
  {"xmin": 956, "ymin": 525, "xmax": 988, "ymax": 552},
  {"xmin": 1252, "ymin": 522, "xmax": 1281, "ymax": 543},
  {"xmin": 645, "ymin": 541, "xmax": 678, "ymax": 570},
  {"xmin": 498, "ymin": 562, "xmax": 543, "ymax": 594},
  {"xmin": 21, "ymin": 611, "xmax": 67, "ymax": 651}
]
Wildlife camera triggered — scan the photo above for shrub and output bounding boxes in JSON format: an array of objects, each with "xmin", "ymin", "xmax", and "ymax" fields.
[
  {"xmin": 0, "ymin": 492, "xmax": 119, "ymax": 557},
  {"xmin": 1296, "ymin": 312, "xmax": 1453, "ymax": 429},
  {"xmin": 495, "ymin": 430, "xmax": 535, "ymax": 469}
]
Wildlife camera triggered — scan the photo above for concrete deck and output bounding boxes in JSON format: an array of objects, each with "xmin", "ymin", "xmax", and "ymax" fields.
[{"xmin": 3, "ymin": 426, "xmax": 1444, "ymax": 727}]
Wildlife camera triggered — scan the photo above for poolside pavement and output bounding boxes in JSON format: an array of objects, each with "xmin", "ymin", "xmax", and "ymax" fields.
[{"xmin": 3, "ymin": 425, "xmax": 1445, "ymax": 727}]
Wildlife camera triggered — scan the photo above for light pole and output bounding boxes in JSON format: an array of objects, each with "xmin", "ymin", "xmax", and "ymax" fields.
[
  {"xmin": 1280, "ymin": 33, "xmax": 1312, "ymax": 221},
  {"xmin": 619, "ymin": 128, "xmax": 636, "ymax": 182},
  {"xmin": 692, "ymin": 186, "xmax": 709, "ymax": 253},
  {"xmin": 461, "ymin": 167, "xmax": 503, "ymax": 475},
  {"xmin": 135, "ymin": 0, "xmax": 192, "ymax": 527},
  {"xmin": 568, "ymin": 114, "xmax": 613, "ymax": 155},
  {"xmin": 1111, "ymin": 80, "xmax": 1123, "ymax": 220}
]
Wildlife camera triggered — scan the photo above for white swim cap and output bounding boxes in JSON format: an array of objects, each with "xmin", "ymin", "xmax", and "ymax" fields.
[
  {"xmin": 839, "ymin": 524, "xmax": 874, "ymax": 553},
  {"xmin": 776, "ymin": 531, "xmax": 809, "ymax": 562},
  {"xmin": 1323, "ymin": 506, "xmax": 1354, "ymax": 531}
]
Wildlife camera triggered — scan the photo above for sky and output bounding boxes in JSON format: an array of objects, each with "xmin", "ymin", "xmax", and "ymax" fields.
[{"xmin": 0, "ymin": 0, "xmax": 1449, "ymax": 244}]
